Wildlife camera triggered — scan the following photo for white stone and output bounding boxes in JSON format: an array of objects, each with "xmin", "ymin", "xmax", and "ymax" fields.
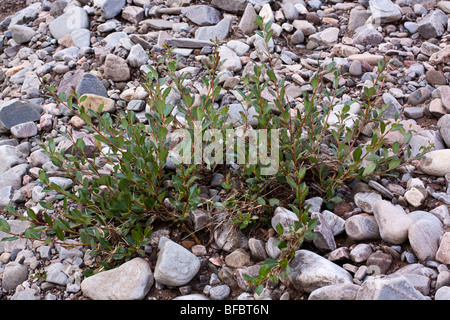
[
  {"xmin": 373, "ymin": 200, "xmax": 413, "ymax": 244},
  {"xmin": 81, "ymin": 258, "xmax": 153, "ymax": 300},
  {"xmin": 419, "ymin": 150, "xmax": 450, "ymax": 177},
  {"xmin": 288, "ymin": 249, "xmax": 353, "ymax": 293}
]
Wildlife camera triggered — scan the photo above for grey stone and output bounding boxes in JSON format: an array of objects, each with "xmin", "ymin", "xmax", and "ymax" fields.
[
  {"xmin": 166, "ymin": 38, "xmax": 214, "ymax": 49},
  {"xmin": 181, "ymin": 5, "xmax": 221, "ymax": 26},
  {"xmin": 345, "ymin": 214, "xmax": 381, "ymax": 241},
  {"xmin": 282, "ymin": 3, "xmax": 299, "ymax": 22},
  {"xmin": 356, "ymin": 275, "xmax": 426, "ymax": 300},
  {"xmin": 419, "ymin": 150, "xmax": 450, "ymax": 177},
  {"xmin": 104, "ymin": 54, "xmax": 130, "ymax": 82},
  {"xmin": 350, "ymin": 243, "xmax": 373, "ymax": 263},
  {"xmin": 196, "ymin": 18, "xmax": 231, "ymax": 42},
  {"xmin": 308, "ymin": 283, "xmax": 360, "ymax": 300},
  {"xmin": 271, "ymin": 207, "xmax": 298, "ymax": 237},
  {"xmin": 127, "ymin": 44, "xmax": 148, "ymax": 68},
  {"xmin": 435, "ymin": 286, "xmax": 450, "ymax": 300},
  {"xmin": 102, "ymin": 32, "xmax": 129, "ymax": 50},
  {"xmin": 239, "ymin": 3, "xmax": 258, "ymax": 36},
  {"xmin": 218, "ymin": 46, "xmax": 242, "ymax": 72},
  {"xmin": 288, "ymin": 249, "xmax": 353, "ymax": 293},
  {"xmin": 81, "ymin": 258, "xmax": 153, "ymax": 300},
  {"xmin": 321, "ymin": 210, "xmax": 345, "ymax": 236},
  {"xmin": 8, "ymin": 3, "xmax": 41, "ymax": 29},
  {"xmin": 248, "ymin": 238, "xmax": 268, "ymax": 261},
  {"xmin": 311, "ymin": 212, "xmax": 336, "ymax": 252},
  {"xmin": 354, "ymin": 192, "xmax": 382, "ymax": 213},
  {"xmin": 0, "ymin": 100, "xmax": 41, "ymax": 133},
  {"xmin": 122, "ymin": 5, "xmax": 145, "ymax": 25},
  {"xmin": 437, "ymin": 114, "xmax": 450, "ymax": 148},
  {"xmin": 154, "ymin": 237, "xmax": 200, "ymax": 286},
  {"xmin": 214, "ymin": 222, "xmax": 247, "ymax": 252},
  {"xmin": 10, "ymin": 121, "xmax": 38, "ymax": 139},
  {"xmin": 11, "ymin": 288, "xmax": 40, "ymax": 300},
  {"xmin": 212, "ymin": 0, "xmax": 247, "ymax": 14},
  {"xmin": 2, "ymin": 262, "xmax": 28, "ymax": 291},
  {"xmin": 11, "ymin": 25, "xmax": 35, "ymax": 44},
  {"xmin": 209, "ymin": 284, "xmax": 231, "ymax": 300},
  {"xmin": 291, "ymin": 30, "xmax": 305, "ymax": 44},
  {"xmin": 45, "ymin": 262, "xmax": 69, "ymax": 286},
  {"xmin": 366, "ymin": 250, "xmax": 392, "ymax": 274},
  {"xmin": 409, "ymin": 218, "xmax": 444, "ymax": 261},
  {"xmin": 77, "ymin": 73, "xmax": 108, "ymax": 98},
  {"xmin": 353, "ymin": 25, "xmax": 384, "ymax": 46},
  {"xmin": 0, "ymin": 164, "xmax": 29, "ymax": 190},
  {"xmin": 408, "ymin": 87, "xmax": 431, "ymax": 106},
  {"xmin": 94, "ymin": 0, "xmax": 126, "ymax": 19},
  {"xmin": 348, "ymin": 7, "xmax": 371, "ymax": 32},
  {"xmin": 369, "ymin": 0, "xmax": 401, "ymax": 23},
  {"xmin": 71, "ymin": 28, "xmax": 90, "ymax": 48},
  {"xmin": 373, "ymin": 200, "xmax": 413, "ymax": 244},
  {"xmin": 226, "ymin": 103, "xmax": 258, "ymax": 127},
  {"xmin": 49, "ymin": 7, "xmax": 89, "ymax": 40},
  {"xmin": 417, "ymin": 9, "xmax": 448, "ymax": 39}
]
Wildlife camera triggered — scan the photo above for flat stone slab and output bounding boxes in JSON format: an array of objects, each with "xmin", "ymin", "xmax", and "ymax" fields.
[{"xmin": 0, "ymin": 100, "xmax": 41, "ymax": 133}]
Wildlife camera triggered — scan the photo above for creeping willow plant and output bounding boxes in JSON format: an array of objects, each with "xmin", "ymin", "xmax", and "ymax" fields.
[{"xmin": 0, "ymin": 16, "xmax": 430, "ymax": 286}]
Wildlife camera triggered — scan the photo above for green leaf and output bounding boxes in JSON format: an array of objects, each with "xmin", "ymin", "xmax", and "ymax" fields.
[
  {"xmin": 0, "ymin": 219, "xmax": 11, "ymax": 233},
  {"xmin": 363, "ymin": 162, "xmax": 377, "ymax": 176},
  {"xmin": 275, "ymin": 222, "xmax": 284, "ymax": 236}
]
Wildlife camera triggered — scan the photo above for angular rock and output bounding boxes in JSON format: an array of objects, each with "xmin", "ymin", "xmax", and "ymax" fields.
[
  {"xmin": 181, "ymin": 5, "xmax": 221, "ymax": 26},
  {"xmin": 104, "ymin": 54, "xmax": 130, "ymax": 82},
  {"xmin": 354, "ymin": 192, "xmax": 382, "ymax": 213},
  {"xmin": 122, "ymin": 5, "xmax": 145, "ymax": 25},
  {"xmin": 373, "ymin": 200, "xmax": 413, "ymax": 245},
  {"xmin": 94, "ymin": 0, "xmax": 126, "ymax": 19},
  {"xmin": 211, "ymin": 0, "xmax": 247, "ymax": 14},
  {"xmin": 309, "ymin": 27, "xmax": 339, "ymax": 47},
  {"xmin": 0, "ymin": 163, "xmax": 29, "ymax": 190},
  {"xmin": 127, "ymin": 44, "xmax": 148, "ymax": 68},
  {"xmin": 196, "ymin": 18, "xmax": 231, "ymax": 42},
  {"xmin": 239, "ymin": 3, "xmax": 258, "ymax": 36},
  {"xmin": 288, "ymin": 249, "xmax": 353, "ymax": 293},
  {"xmin": 49, "ymin": 6, "xmax": 89, "ymax": 40},
  {"xmin": 166, "ymin": 38, "xmax": 214, "ymax": 49},
  {"xmin": 430, "ymin": 46, "xmax": 450, "ymax": 66},
  {"xmin": 218, "ymin": 46, "xmax": 242, "ymax": 72},
  {"xmin": 154, "ymin": 237, "xmax": 200, "ymax": 286},
  {"xmin": 356, "ymin": 275, "xmax": 425, "ymax": 300},
  {"xmin": 0, "ymin": 100, "xmax": 41, "ymax": 133},
  {"xmin": 348, "ymin": 7, "xmax": 372, "ymax": 32},
  {"xmin": 369, "ymin": 0, "xmax": 401, "ymax": 24},
  {"xmin": 58, "ymin": 131, "xmax": 99, "ymax": 158},
  {"xmin": 417, "ymin": 9, "xmax": 448, "ymax": 39},
  {"xmin": 408, "ymin": 87, "xmax": 431, "ymax": 106},
  {"xmin": 81, "ymin": 258, "xmax": 153, "ymax": 300},
  {"xmin": 77, "ymin": 73, "xmax": 108, "ymax": 98},
  {"xmin": 45, "ymin": 262, "xmax": 69, "ymax": 286},
  {"xmin": 311, "ymin": 212, "xmax": 336, "ymax": 251}
]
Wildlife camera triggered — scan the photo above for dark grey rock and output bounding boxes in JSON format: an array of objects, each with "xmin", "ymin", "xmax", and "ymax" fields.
[
  {"xmin": 0, "ymin": 100, "xmax": 41, "ymax": 133},
  {"xmin": 181, "ymin": 5, "xmax": 222, "ymax": 26},
  {"xmin": 77, "ymin": 73, "xmax": 108, "ymax": 98}
]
